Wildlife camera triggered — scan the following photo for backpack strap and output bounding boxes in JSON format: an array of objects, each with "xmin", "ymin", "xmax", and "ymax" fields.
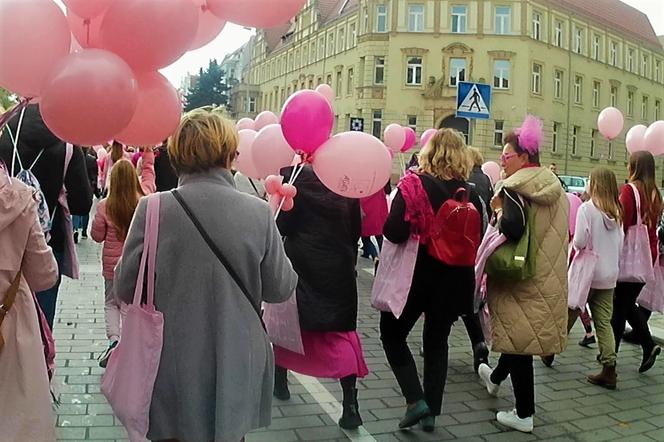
[{"xmin": 49, "ymin": 144, "xmax": 74, "ymax": 225}]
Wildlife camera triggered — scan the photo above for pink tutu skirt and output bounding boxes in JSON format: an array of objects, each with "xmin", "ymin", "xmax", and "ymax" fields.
[{"xmin": 274, "ymin": 330, "xmax": 369, "ymax": 379}]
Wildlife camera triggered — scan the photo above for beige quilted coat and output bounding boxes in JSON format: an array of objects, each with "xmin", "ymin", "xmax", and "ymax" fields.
[{"xmin": 487, "ymin": 167, "xmax": 569, "ymax": 355}]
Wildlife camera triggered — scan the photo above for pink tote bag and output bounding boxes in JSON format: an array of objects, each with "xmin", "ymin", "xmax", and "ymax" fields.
[
  {"xmin": 567, "ymin": 230, "xmax": 599, "ymax": 310},
  {"xmin": 58, "ymin": 144, "xmax": 80, "ymax": 279},
  {"xmin": 263, "ymin": 290, "xmax": 304, "ymax": 355},
  {"xmin": 101, "ymin": 195, "xmax": 164, "ymax": 442},
  {"xmin": 618, "ymin": 183, "xmax": 654, "ymax": 284},
  {"xmin": 638, "ymin": 255, "xmax": 664, "ymax": 313},
  {"xmin": 371, "ymin": 235, "xmax": 419, "ymax": 319}
]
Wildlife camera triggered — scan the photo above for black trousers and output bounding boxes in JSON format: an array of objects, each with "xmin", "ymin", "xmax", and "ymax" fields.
[
  {"xmin": 612, "ymin": 282, "xmax": 655, "ymax": 352},
  {"xmin": 490, "ymin": 354, "xmax": 534, "ymax": 418},
  {"xmin": 462, "ymin": 313, "xmax": 485, "ymax": 346}
]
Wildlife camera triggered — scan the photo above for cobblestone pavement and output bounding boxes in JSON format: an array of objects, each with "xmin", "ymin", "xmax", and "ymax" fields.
[{"xmin": 54, "ymin": 238, "xmax": 664, "ymax": 441}]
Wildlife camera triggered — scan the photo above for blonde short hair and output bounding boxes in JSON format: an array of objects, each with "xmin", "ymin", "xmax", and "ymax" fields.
[
  {"xmin": 467, "ymin": 146, "xmax": 484, "ymax": 167},
  {"xmin": 418, "ymin": 128, "xmax": 472, "ymax": 181},
  {"xmin": 168, "ymin": 108, "xmax": 239, "ymax": 174}
]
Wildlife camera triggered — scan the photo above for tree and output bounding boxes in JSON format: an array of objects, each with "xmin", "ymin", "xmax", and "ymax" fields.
[
  {"xmin": 0, "ymin": 88, "xmax": 18, "ymax": 112},
  {"xmin": 184, "ymin": 59, "xmax": 230, "ymax": 112}
]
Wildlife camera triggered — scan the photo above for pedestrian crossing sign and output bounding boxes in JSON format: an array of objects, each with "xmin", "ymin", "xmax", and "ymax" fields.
[{"xmin": 456, "ymin": 82, "xmax": 491, "ymax": 120}]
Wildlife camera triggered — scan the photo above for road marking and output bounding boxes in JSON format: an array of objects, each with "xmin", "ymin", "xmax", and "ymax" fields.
[{"xmin": 291, "ymin": 372, "xmax": 378, "ymax": 442}]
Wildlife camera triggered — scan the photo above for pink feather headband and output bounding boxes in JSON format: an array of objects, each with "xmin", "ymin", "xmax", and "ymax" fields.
[{"xmin": 515, "ymin": 115, "xmax": 543, "ymax": 155}]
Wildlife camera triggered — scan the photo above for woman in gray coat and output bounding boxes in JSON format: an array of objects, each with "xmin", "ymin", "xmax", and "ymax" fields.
[{"xmin": 114, "ymin": 109, "xmax": 298, "ymax": 442}]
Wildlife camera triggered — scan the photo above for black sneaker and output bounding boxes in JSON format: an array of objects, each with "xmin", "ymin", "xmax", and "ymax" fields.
[
  {"xmin": 98, "ymin": 340, "xmax": 118, "ymax": 368},
  {"xmin": 73, "ymin": 231, "xmax": 79, "ymax": 244},
  {"xmin": 81, "ymin": 231, "xmax": 88, "ymax": 239},
  {"xmin": 578, "ymin": 335, "xmax": 596, "ymax": 348},
  {"xmin": 639, "ymin": 345, "xmax": 661, "ymax": 373}
]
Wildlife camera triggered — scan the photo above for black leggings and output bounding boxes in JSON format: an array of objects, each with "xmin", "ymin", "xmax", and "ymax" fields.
[
  {"xmin": 490, "ymin": 354, "xmax": 534, "ymax": 418},
  {"xmin": 612, "ymin": 282, "xmax": 655, "ymax": 352},
  {"xmin": 462, "ymin": 313, "xmax": 485, "ymax": 346}
]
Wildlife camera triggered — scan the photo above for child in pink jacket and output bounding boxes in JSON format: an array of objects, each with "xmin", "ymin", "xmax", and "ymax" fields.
[{"xmin": 91, "ymin": 150, "xmax": 155, "ymax": 366}]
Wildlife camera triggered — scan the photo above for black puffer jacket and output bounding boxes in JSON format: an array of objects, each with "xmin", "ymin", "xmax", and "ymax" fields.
[
  {"xmin": 276, "ymin": 166, "xmax": 361, "ymax": 332},
  {"xmin": 0, "ymin": 104, "xmax": 93, "ymax": 253}
]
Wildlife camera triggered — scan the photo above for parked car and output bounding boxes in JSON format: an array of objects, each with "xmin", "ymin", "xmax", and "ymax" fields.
[{"xmin": 559, "ymin": 176, "xmax": 588, "ymax": 194}]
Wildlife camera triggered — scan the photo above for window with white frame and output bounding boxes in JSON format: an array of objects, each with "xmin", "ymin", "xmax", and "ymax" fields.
[
  {"xmin": 642, "ymin": 95, "xmax": 648, "ymax": 120},
  {"xmin": 372, "ymin": 109, "xmax": 382, "ymax": 138},
  {"xmin": 363, "ymin": 7, "xmax": 369, "ymax": 33},
  {"xmin": 376, "ymin": 4, "xmax": 388, "ymax": 32},
  {"xmin": 406, "ymin": 56, "xmax": 423, "ymax": 85},
  {"xmin": 532, "ymin": 12, "xmax": 541, "ymax": 40},
  {"xmin": 554, "ymin": 69, "xmax": 563, "ymax": 99},
  {"xmin": 642, "ymin": 54, "xmax": 649, "ymax": 77},
  {"xmin": 610, "ymin": 41, "xmax": 618, "ymax": 66},
  {"xmin": 493, "ymin": 60, "xmax": 510, "ymax": 89},
  {"xmin": 450, "ymin": 58, "xmax": 466, "ymax": 86},
  {"xmin": 552, "ymin": 122, "xmax": 560, "ymax": 152},
  {"xmin": 574, "ymin": 27, "xmax": 583, "ymax": 54},
  {"xmin": 407, "ymin": 115, "xmax": 417, "ymax": 131},
  {"xmin": 572, "ymin": 126, "xmax": 579, "ymax": 155},
  {"xmin": 593, "ymin": 81, "xmax": 600, "ymax": 108},
  {"xmin": 656, "ymin": 100, "xmax": 661, "ymax": 120},
  {"xmin": 310, "ymin": 43, "xmax": 316, "ymax": 62},
  {"xmin": 326, "ymin": 74, "xmax": 332, "ymax": 85},
  {"xmin": 610, "ymin": 86, "xmax": 617, "ymax": 107},
  {"xmin": 627, "ymin": 91, "xmax": 634, "ymax": 115},
  {"xmin": 374, "ymin": 57, "xmax": 385, "ymax": 84},
  {"xmin": 592, "ymin": 35, "xmax": 600, "ymax": 60},
  {"xmin": 608, "ymin": 141, "xmax": 613, "ymax": 159},
  {"xmin": 319, "ymin": 37, "xmax": 325, "ymax": 60},
  {"xmin": 328, "ymin": 33, "xmax": 334, "ymax": 55},
  {"xmin": 627, "ymin": 48, "xmax": 635, "ymax": 72},
  {"xmin": 338, "ymin": 28, "xmax": 345, "ymax": 52},
  {"xmin": 350, "ymin": 23, "xmax": 357, "ymax": 47},
  {"xmin": 590, "ymin": 129, "xmax": 597, "ymax": 157},
  {"xmin": 494, "ymin": 120, "xmax": 504, "ymax": 147},
  {"xmin": 452, "ymin": 5, "xmax": 467, "ymax": 33},
  {"xmin": 554, "ymin": 20, "xmax": 563, "ymax": 47},
  {"xmin": 656, "ymin": 60, "xmax": 661, "ymax": 83},
  {"xmin": 347, "ymin": 68, "xmax": 354, "ymax": 95},
  {"xmin": 408, "ymin": 4, "xmax": 425, "ymax": 32},
  {"xmin": 531, "ymin": 63, "xmax": 542, "ymax": 94},
  {"xmin": 247, "ymin": 97, "xmax": 256, "ymax": 113},
  {"xmin": 335, "ymin": 71, "xmax": 342, "ymax": 97},
  {"xmin": 495, "ymin": 6, "xmax": 511, "ymax": 34},
  {"xmin": 574, "ymin": 75, "xmax": 582, "ymax": 103}
]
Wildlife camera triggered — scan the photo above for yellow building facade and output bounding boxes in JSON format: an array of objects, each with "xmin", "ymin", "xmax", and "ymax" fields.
[{"xmin": 243, "ymin": 0, "xmax": 664, "ymax": 182}]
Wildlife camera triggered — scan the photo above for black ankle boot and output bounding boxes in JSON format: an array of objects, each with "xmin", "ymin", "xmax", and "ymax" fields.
[
  {"xmin": 338, "ymin": 388, "xmax": 363, "ymax": 430},
  {"xmin": 273, "ymin": 367, "xmax": 290, "ymax": 400}
]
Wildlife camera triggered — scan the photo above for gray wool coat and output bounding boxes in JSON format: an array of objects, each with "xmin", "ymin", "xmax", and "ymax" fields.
[{"xmin": 114, "ymin": 168, "xmax": 297, "ymax": 442}]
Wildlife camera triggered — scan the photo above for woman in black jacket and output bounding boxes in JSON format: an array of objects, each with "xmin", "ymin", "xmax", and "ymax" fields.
[
  {"xmin": 381, "ymin": 129, "xmax": 482, "ymax": 432},
  {"xmin": 274, "ymin": 165, "xmax": 368, "ymax": 430}
]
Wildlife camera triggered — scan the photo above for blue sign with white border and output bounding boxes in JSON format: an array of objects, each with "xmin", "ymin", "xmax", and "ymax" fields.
[{"xmin": 456, "ymin": 81, "xmax": 491, "ymax": 120}]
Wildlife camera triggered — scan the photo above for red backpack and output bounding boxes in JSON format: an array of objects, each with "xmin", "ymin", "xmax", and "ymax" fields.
[{"xmin": 427, "ymin": 185, "xmax": 481, "ymax": 267}]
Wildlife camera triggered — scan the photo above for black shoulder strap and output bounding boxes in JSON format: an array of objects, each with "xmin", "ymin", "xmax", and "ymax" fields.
[
  {"xmin": 419, "ymin": 173, "xmax": 469, "ymax": 202},
  {"xmin": 171, "ymin": 190, "xmax": 265, "ymax": 329}
]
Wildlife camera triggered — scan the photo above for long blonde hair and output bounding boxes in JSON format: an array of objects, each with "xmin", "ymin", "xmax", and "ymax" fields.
[
  {"xmin": 418, "ymin": 128, "xmax": 472, "ymax": 181},
  {"xmin": 628, "ymin": 150, "xmax": 663, "ymax": 227},
  {"xmin": 106, "ymin": 160, "xmax": 144, "ymax": 240},
  {"xmin": 589, "ymin": 167, "xmax": 622, "ymax": 225}
]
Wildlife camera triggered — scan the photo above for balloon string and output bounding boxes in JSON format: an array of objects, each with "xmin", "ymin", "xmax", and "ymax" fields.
[
  {"xmin": 274, "ymin": 162, "xmax": 305, "ymax": 221},
  {"xmin": 6, "ymin": 105, "xmax": 27, "ymax": 177}
]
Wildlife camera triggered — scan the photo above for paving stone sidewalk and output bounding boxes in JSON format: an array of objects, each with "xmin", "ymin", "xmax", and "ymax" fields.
[{"xmin": 54, "ymin": 238, "xmax": 664, "ymax": 441}]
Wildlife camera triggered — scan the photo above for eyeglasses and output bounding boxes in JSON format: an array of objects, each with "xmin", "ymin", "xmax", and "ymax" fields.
[{"xmin": 500, "ymin": 152, "xmax": 518, "ymax": 163}]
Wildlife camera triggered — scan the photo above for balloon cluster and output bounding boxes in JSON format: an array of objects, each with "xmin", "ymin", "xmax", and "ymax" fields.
[
  {"xmin": 597, "ymin": 107, "xmax": 664, "ymax": 156},
  {"xmin": 234, "ymin": 85, "xmax": 393, "ymax": 211},
  {"xmin": 265, "ymin": 175, "xmax": 298, "ymax": 213},
  {"xmin": 0, "ymin": 0, "xmax": 307, "ymax": 146},
  {"xmin": 383, "ymin": 124, "xmax": 417, "ymax": 154}
]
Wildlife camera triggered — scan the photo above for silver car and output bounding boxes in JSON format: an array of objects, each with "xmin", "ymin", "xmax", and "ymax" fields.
[{"xmin": 559, "ymin": 176, "xmax": 588, "ymax": 194}]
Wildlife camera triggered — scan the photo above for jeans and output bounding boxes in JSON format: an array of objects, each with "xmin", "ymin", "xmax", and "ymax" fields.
[
  {"xmin": 612, "ymin": 282, "xmax": 655, "ymax": 353},
  {"xmin": 490, "ymin": 354, "xmax": 534, "ymax": 418},
  {"xmin": 380, "ymin": 282, "xmax": 458, "ymax": 415},
  {"xmin": 36, "ymin": 250, "xmax": 64, "ymax": 331},
  {"xmin": 568, "ymin": 289, "xmax": 616, "ymax": 366},
  {"xmin": 72, "ymin": 214, "xmax": 90, "ymax": 233},
  {"xmin": 360, "ymin": 236, "xmax": 383, "ymax": 259}
]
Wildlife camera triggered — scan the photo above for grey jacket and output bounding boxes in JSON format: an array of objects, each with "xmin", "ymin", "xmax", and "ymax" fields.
[{"xmin": 114, "ymin": 168, "xmax": 297, "ymax": 442}]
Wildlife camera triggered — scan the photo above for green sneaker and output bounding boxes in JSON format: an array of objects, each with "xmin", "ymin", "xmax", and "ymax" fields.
[{"xmin": 398, "ymin": 400, "xmax": 430, "ymax": 429}]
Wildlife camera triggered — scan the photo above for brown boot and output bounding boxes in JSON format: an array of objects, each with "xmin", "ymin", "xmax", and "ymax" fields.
[{"xmin": 587, "ymin": 364, "xmax": 617, "ymax": 390}]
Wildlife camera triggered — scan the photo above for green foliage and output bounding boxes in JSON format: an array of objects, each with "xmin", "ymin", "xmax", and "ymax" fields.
[
  {"xmin": 0, "ymin": 88, "xmax": 18, "ymax": 111},
  {"xmin": 184, "ymin": 59, "xmax": 230, "ymax": 112}
]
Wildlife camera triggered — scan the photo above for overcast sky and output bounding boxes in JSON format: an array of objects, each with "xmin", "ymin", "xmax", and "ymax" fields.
[{"xmin": 54, "ymin": 0, "xmax": 664, "ymax": 88}]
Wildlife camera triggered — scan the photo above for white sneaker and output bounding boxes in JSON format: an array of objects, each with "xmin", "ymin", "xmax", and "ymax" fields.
[
  {"xmin": 478, "ymin": 363, "xmax": 499, "ymax": 397},
  {"xmin": 496, "ymin": 409, "xmax": 534, "ymax": 433}
]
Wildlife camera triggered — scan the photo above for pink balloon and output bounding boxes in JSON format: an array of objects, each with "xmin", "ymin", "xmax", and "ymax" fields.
[
  {"xmin": 68, "ymin": 10, "xmax": 105, "ymax": 49},
  {"xmin": 567, "ymin": 193, "xmax": 583, "ymax": 237},
  {"xmin": 207, "ymin": 0, "xmax": 306, "ymax": 28},
  {"xmin": 420, "ymin": 128, "xmax": 437, "ymax": 147},
  {"xmin": 236, "ymin": 118, "xmax": 255, "ymax": 131},
  {"xmin": 0, "ymin": 0, "xmax": 71, "ymax": 98},
  {"xmin": 281, "ymin": 196, "xmax": 295, "ymax": 212},
  {"xmin": 254, "ymin": 111, "xmax": 279, "ymax": 131},
  {"xmin": 597, "ymin": 107, "xmax": 624, "ymax": 140},
  {"xmin": 40, "ymin": 49, "xmax": 139, "ymax": 146},
  {"xmin": 281, "ymin": 90, "xmax": 334, "ymax": 156},
  {"xmin": 384, "ymin": 124, "xmax": 405, "ymax": 153},
  {"xmin": 626, "ymin": 125, "xmax": 648, "ymax": 154},
  {"xmin": 63, "ymin": 0, "xmax": 113, "ymax": 19},
  {"xmin": 236, "ymin": 129, "xmax": 261, "ymax": 179},
  {"xmin": 312, "ymin": 131, "xmax": 392, "ymax": 198},
  {"xmin": 401, "ymin": 127, "xmax": 417, "ymax": 153},
  {"xmin": 315, "ymin": 84, "xmax": 334, "ymax": 103},
  {"xmin": 100, "ymin": 0, "xmax": 199, "ymax": 72},
  {"xmin": 252, "ymin": 124, "xmax": 295, "ymax": 178},
  {"xmin": 644, "ymin": 121, "xmax": 664, "ymax": 156},
  {"xmin": 189, "ymin": 3, "xmax": 226, "ymax": 51},
  {"xmin": 264, "ymin": 175, "xmax": 283, "ymax": 195},
  {"xmin": 114, "ymin": 72, "xmax": 182, "ymax": 146},
  {"xmin": 481, "ymin": 161, "xmax": 501, "ymax": 185},
  {"xmin": 282, "ymin": 183, "xmax": 297, "ymax": 199}
]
